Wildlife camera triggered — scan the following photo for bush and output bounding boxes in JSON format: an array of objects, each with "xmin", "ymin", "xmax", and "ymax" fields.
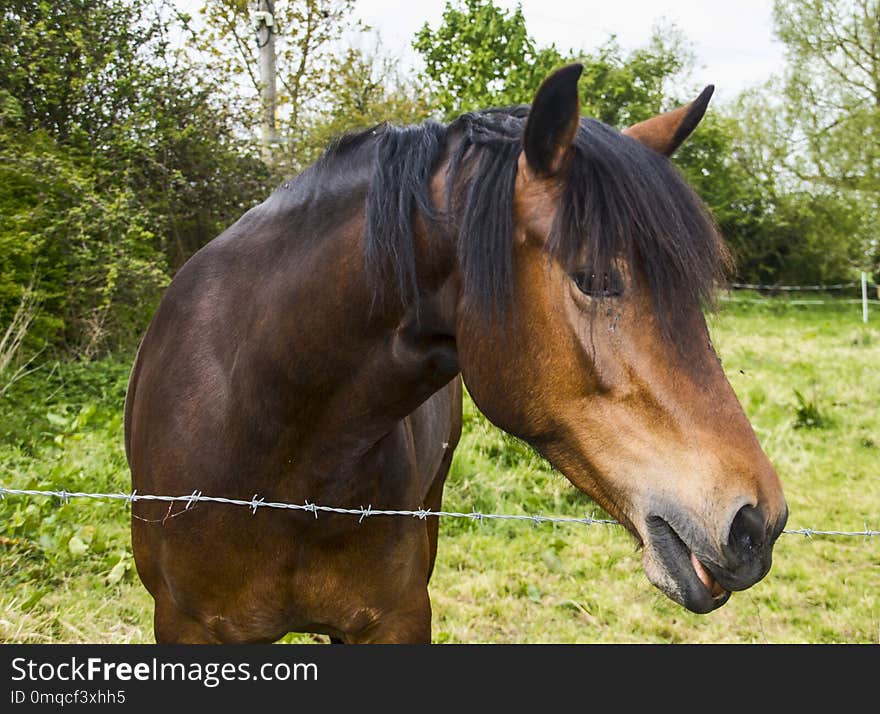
[{"xmin": 0, "ymin": 2, "xmax": 270, "ymax": 360}]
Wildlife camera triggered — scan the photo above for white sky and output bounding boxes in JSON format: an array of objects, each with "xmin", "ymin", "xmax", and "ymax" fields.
[{"xmin": 354, "ymin": 0, "xmax": 787, "ymax": 102}]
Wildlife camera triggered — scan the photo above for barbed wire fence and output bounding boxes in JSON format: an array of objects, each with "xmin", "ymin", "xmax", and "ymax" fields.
[
  {"xmin": 0, "ymin": 485, "xmax": 876, "ymax": 540},
  {"xmin": 721, "ymin": 273, "xmax": 879, "ymax": 322}
]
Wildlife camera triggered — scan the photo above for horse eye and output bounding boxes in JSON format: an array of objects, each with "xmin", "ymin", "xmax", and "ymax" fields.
[{"xmin": 572, "ymin": 270, "xmax": 624, "ymax": 298}]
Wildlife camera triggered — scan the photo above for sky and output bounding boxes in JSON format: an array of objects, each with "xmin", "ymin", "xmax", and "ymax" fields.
[{"xmin": 353, "ymin": 0, "xmax": 788, "ymax": 102}]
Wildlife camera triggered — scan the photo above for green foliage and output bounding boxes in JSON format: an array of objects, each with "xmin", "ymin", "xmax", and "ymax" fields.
[
  {"xmin": 578, "ymin": 27, "xmax": 693, "ymax": 127},
  {"xmin": 678, "ymin": 106, "xmax": 868, "ymax": 285},
  {"xmin": 413, "ymin": 0, "xmax": 565, "ymax": 117},
  {"xmin": 792, "ymin": 389, "xmax": 828, "ymax": 430},
  {"xmin": 0, "ymin": 0, "xmax": 270, "ymax": 359},
  {"xmin": 294, "ymin": 44, "xmax": 435, "ymax": 166},
  {"xmin": 0, "ymin": 359, "xmax": 133, "ymax": 625},
  {"xmin": 0, "ymin": 0, "xmax": 148, "ymax": 144},
  {"xmin": 771, "ymin": 0, "xmax": 879, "ymax": 277},
  {"xmin": 0, "ymin": 103, "xmax": 167, "ymax": 358},
  {"xmin": 695, "ymin": 87, "xmax": 872, "ymax": 285},
  {"xmin": 413, "ymin": 2, "xmax": 692, "ymax": 126},
  {"xmin": 773, "ymin": 0, "xmax": 880, "ymax": 196}
]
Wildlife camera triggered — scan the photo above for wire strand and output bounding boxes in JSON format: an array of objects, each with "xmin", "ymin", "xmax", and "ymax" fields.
[{"xmin": 0, "ymin": 485, "xmax": 875, "ymax": 538}]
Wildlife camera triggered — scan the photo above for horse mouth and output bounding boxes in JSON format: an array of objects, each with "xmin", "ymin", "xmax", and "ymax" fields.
[{"xmin": 643, "ymin": 516, "xmax": 731, "ymax": 614}]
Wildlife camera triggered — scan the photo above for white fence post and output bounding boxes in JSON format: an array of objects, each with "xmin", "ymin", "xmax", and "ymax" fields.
[{"xmin": 862, "ymin": 272, "xmax": 869, "ymax": 323}]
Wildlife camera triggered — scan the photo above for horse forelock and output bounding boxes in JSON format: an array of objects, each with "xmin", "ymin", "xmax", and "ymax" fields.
[{"xmin": 316, "ymin": 109, "xmax": 729, "ymax": 338}]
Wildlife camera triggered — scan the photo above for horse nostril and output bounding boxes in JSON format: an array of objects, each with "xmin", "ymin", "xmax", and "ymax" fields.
[{"xmin": 729, "ymin": 504, "xmax": 766, "ymax": 555}]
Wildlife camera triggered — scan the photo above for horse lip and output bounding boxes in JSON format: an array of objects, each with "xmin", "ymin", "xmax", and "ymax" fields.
[{"xmin": 645, "ymin": 515, "xmax": 731, "ymax": 614}]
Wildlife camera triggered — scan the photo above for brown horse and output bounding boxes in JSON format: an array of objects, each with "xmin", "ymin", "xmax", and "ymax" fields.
[{"xmin": 125, "ymin": 64, "xmax": 787, "ymax": 643}]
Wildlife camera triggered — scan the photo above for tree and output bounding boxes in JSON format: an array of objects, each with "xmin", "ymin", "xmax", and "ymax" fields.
[
  {"xmin": 414, "ymin": 2, "xmax": 696, "ymax": 128},
  {"xmin": 0, "ymin": 90, "xmax": 167, "ymax": 358},
  {"xmin": 298, "ymin": 42, "xmax": 434, "ymax": 163},
  {"xmin": 774, "ymin": 0, "xmax": 880, "ymax": 194},
  {"xmin": 771, "ymin": 0, "xmax": 879, "ymax": 279},
  {"xmin": 578, "ymin": 27, "xmax": 693, "ymax": 127},
  {"xmin": 675, "ymin": 86, "xmax": 870, "ymax": 285},
  {"xmin": 0, "ymin": 0, "xmax": 148, "ymax": 145},
  {"xmin": 0, "ymin": 0, "xmax": 269, "ymax": 358},
  {"xmin": 195, "ymin": 0, "xmax": 361, "ymax": 174},
  {"xmin": 413, "ymin": 0, "xmax": 564, "ymax": 118}
]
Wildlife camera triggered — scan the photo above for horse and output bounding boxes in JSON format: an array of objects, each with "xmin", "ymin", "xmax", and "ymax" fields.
[{"xmin": 124, "ymin": 64, "xmax": 788, "ymax": 644}]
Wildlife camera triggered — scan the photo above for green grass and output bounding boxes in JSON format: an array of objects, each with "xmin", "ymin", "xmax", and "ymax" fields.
[{"xmin": 1, "ymin": 299, "xmax": 878, "ymax": 643}]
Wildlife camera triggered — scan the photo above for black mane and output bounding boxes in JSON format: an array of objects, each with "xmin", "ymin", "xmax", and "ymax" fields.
[{"xmin": 319, "ymin": 107, "xmax": 730, "ymax": 334}]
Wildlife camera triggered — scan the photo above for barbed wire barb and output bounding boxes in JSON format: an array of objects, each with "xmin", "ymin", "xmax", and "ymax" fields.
[{"xmin": 185, "ymin": 490, "xmax": 201, "ymax": 510}]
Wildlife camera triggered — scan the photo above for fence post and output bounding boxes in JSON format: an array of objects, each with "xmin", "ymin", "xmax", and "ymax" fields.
[{"xmin": 862, "ymin": 272, "xmax": 869, "ymax": 323}]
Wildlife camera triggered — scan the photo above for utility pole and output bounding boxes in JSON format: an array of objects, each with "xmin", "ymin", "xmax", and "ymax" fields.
[{"xmin": 254, "ymin": 0, "xmax": 277, "ymax": 164}]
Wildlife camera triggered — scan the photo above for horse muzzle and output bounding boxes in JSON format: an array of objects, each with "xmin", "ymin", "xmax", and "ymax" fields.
[{"xmin": 641, "ymin": 502, "xmax": 789, "ymax": 614}]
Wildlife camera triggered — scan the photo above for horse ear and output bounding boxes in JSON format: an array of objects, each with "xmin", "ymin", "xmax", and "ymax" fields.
[
  {"xmin": 523, "ymin": 63, "xmax": 583, "ymax": 176},
  {"xmin": 623, "ymin": 85, "xmax": 715, "ymax": 156}
]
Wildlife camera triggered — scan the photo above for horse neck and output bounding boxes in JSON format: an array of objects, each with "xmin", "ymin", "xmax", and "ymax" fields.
[{"xmin": 266, "ymin": 190, "xmax": 460, "ymax": 460}]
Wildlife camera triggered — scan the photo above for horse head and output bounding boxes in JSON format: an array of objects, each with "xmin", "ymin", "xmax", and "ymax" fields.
[{"xmin": 451, "ymin": 65, "xmax": 787, "ymax": 613}]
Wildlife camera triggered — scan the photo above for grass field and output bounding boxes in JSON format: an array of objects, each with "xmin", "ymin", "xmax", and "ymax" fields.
[{"xmin": 1, "ymin": 298, "xmax": 878, "ymax": 643}]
